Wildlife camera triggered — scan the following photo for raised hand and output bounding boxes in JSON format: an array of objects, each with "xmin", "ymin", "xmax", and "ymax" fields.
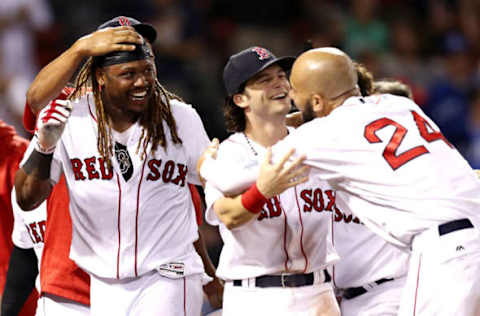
[
  {"xmin": 74, "ymin": 26, "xmax": 145, "ymax": 58},
  {"xmin": 256, "ymin": 148, "xmax": 309, "ymax": 198},
  {"xmin": 35, "ymin": 99, "xmax": 72, "ymax": 154}
]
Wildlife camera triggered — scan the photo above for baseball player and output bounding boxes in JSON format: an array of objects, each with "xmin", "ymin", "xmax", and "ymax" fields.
[
  {"xmin": 206, "ymin": 47, "xmax": 480, "ymax": 315},
  {"xmin": 200, "ymin": 46, "xmax": 340, "ymax": 316},
  {"xmin": 0, "ymin": 120, "xmax": 38, "ymax": 316},
  {"xmin": 6, "ymin": 175, "xmax": 91, "ymax": 316},
  {"xmin": 15, "ymin": 16, "xmax": 211, "ymax": 316},
  {"xmin": 7, "ymin": 189, "xmax": 51, "ymax": 315},
  {"xmin": 20, "ymin": 86, "xmax": 223, "ymax": 315},
  {"xmin": 331, "ymin": 69, "xmax": 413, "ymax": 316}
]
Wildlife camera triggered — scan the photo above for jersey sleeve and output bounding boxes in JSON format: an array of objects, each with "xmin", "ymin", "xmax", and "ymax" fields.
[
  {"xmin": 174, "ymin": 102, "xmax": 210, "ymax": 186},
  {"xmin": 11, "ymin": 189, "xmax": 34, "ymax": 249},
  {"xmin": 204, "ymin": 182, "xmax": 224, "ymax": 226},
  {"xmin": 200, "ymin": 138, "xmax": 260, "ymax": 196},
  {"xmin": 271, "ymin": 119, "xmax": 343, "ymax": 182},
  {"xmin": 23, "ymin": 87, "xmax": 75, "ymax": 133}
]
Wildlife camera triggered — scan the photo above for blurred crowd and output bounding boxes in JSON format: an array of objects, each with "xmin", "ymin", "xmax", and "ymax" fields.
[{"xmin": 1, "ymin": 0, "xmax": 480, "ymax": 264}]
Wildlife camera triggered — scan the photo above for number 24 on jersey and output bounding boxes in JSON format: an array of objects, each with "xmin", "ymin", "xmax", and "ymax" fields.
[{"xmin": 364, "ymin": 110, "xmax": 453, "ymax": 170}]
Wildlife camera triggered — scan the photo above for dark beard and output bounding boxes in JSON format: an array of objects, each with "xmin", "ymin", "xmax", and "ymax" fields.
[{"xmin": 301, "ymin": 100, "xmax": 315, "ymax": 123}]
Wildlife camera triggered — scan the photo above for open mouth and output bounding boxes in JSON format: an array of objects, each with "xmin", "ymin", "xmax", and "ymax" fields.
[
  {"xmin": 271, "ymin": 92, "xmax": 288, "ymax": 100},
  {"xmin": 129, "ymin": 89, "xmax": 149, "ymax": 102}
]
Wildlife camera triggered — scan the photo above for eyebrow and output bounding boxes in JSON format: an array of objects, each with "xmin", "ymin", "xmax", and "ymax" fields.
[{"xmin": 254, "ymin": 69, "xmax": 285, "ymax": 82}]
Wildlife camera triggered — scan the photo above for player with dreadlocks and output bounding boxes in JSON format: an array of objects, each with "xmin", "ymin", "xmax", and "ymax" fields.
[{"xmin": 15, "ymin": 16, "xmax": 212, "ymax": 316}]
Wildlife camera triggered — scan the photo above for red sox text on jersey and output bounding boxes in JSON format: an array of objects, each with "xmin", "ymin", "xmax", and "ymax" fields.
[
  {"xmin": 69, "ymin": 157, "xmax": 188, "ymax": 187},
  {"xmin": 258, "ymin": 189, "xmax": 360, "ymax": 224}
]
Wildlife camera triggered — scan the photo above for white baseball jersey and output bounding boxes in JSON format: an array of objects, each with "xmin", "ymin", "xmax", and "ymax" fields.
[
  {"xmin": 22, "ymin": 93, "xmax": 210, "ymax": 280},
  {"xmin": 11, "ymin": 187, "xmax": 46, "ymax": 291},
  {"xmin": 204, "ymin": 130, "xmax": 339, "ymax": 281},
  {"xmin": 331, "ymin": 204, "xmax": 409, "ymax": 288},
  {"xmin": 272, "ymin": 94, "xmax": 480, "ymax": 249}
]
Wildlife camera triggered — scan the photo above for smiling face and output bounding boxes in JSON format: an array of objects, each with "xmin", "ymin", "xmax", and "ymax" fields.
[
  {"xmin": 97, "ymin": 58, "xmax": 156, "ymax": 117},
  {"xmin": 235, "ymin": 64, "xmax": 291, "ymax": 119}
]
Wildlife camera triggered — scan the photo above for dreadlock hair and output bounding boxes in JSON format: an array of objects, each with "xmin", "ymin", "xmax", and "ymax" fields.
[
  {"xmin": 222, "ymin": 83, "xmax": 246, "ymax": 133},
  {"xmin": 70, "ymin": 57, "xmax": 183, "ymax": 166},
  {"xmin": 354, "ymin": 62, "xmax": 374, "ymax": 97}
]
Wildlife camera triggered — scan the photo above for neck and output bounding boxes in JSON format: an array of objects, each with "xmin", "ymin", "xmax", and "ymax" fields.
[
  {"xmin": 244, "ymin": 115, "xmax": 289, "ymax": 148},
  {"xmin": 327, "ymin": 88, "xmax": 361, "ymax": 115},
  {"xmin": 103, "ymin": 101, "xmax": 140, "ymax": 132}
]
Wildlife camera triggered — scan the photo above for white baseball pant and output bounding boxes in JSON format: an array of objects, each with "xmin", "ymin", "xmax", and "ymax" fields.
[
  {"xmin": 398, "ymin": 219, "xmax": 480, "ymax": 316},
  {"xmin": 340, "ymin": 277, "xmax": 405, "ymax": 316},
  {"xmin": 89, "ymin": 271, "xmax": 203, "ymax": 316},
  {"xmin": 222, "ymin": 272, "xmax": 339, "ymax": 316}
]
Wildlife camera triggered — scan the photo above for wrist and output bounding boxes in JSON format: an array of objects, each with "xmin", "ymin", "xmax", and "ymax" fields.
[
  {"xmin": 22, "ymin": 148, "xmax": 53, "ymax": 180},
  {"xmin": 33, "ymin": 137, "xmax": 56, "ymax": 155},
  {"xmin": 241, "ymin": 183, "xmax": 268, "ymax": 214},
  {"xmin": 71, "ymin": 38, "xmax": 89, "ymax": 60}
]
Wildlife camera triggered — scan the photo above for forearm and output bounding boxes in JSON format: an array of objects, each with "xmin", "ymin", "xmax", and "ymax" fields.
[
  {"xmin": 15, "ymin": 159, "xmax": 53, "ymax": 211},
  {"xmin": 26, "ymin": 41, "xmax": 85, "ymax": 114},
  {"xmin": 193, "ymin": 230, "xmax": 216, "ymax": 278},
  {"xmin": 1, "ymin": 246, "xmax": 38, "ymax": 316},
  {"xmin": 213, "ymin": 195, "xmax": 260, "ymax": 229}
]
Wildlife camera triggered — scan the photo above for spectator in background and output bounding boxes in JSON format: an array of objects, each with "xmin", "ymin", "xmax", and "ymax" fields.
[
  {"xmin": 147, "ymin": 0, "xmax": 228, "ymax": 141},
  {"xmin": 467, "ymin": 91, "xmax": 480, "ymax": 169},
  {"xmin": 0, "ymin": 0, "xmax": 53, "ymax": 136},
  {"xmin": 343, "ymin": 0, "xmax": 389, "ymax": 59},
  {"xmin": 379, "ymin": 15, "xmax": 430, "ymax": 106},
  {"xmin": 423, "ymin": 32, "xmax": 476, "ymax": 157}
]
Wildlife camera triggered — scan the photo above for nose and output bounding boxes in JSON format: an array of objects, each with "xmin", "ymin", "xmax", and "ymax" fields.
[{"xmin": 134, "ymin": 74, "xmax": 147, "ymax": 87}]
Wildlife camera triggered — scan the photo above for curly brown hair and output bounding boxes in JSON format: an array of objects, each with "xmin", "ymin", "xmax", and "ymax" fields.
[
  {"xmin": 69, "ymin": 57, "xmax": 183, "ymax": 165},
  {"xmin": 222, "ymin": 84, "xmax": 246, "ymax": 133}
]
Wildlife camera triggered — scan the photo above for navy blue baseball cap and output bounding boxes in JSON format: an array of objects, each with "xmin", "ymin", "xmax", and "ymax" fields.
[
  {"xmin": 98, "ymin": 16, "xmax": 157, "ymax": 44},
  {"xmin": 223, "ymin": 46, "xmax": 295, "ymax": 96}
]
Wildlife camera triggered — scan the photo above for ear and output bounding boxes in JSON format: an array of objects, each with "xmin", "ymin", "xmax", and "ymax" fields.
[
  {"xmin": 95, "ymin": 68, "xmax": 105, "ymax": 86},
  {"xmin": 232, "ymin": 93, "xmax": 249, "ymax": 109},
  {"xmin": 311, "ymin": 94, "xmax": 324, "ymax": 114}
]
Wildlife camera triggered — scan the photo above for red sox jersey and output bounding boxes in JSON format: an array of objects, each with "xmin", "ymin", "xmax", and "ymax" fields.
[
  {"xmin": 330, "ymin": 204, "xmax": 409, "ymax": 288},
  {"xmin": 272, "ymin": 94, "xmax": 480, "ymax": 249},
  {"xmin": 23, "ymin": 93, "xmax": 210, "ymax": 280},
  {"xmin": 204, "ymin": 130, "xmax": 339, "ymax": 280},
  {"xmin": 24, "ymin": 102, "xmax": 203, "ymax": 305}
]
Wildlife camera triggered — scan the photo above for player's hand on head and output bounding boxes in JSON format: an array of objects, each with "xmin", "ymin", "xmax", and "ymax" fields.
[
  {"xmin": 256, "ymin": 148, "xmax": 309, "ymax": 198},
  {"xmin": 75, "ymin": 26, "xmax": 144, "ymax": 58},
  {"xmin": 34, "ymin": 99, "xmax": 72, "ymax": 154}
]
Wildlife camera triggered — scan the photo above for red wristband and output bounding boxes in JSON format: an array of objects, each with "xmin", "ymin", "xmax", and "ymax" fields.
[{"xmin": 241, "ymin": 183, "xmax": 268, "ymax": 214}]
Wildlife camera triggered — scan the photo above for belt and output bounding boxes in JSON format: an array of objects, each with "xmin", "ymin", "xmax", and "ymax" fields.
[
  {"xmin": 342, "ymin": 278, "xmax": 394, "ymax": 300},
  {"xmin": 233, "ymin": 270, "xmax": 331, "ymax": 288},
  {"xmin": 438, "ymin": 218, "xmax": 473, "ymax": 236}
]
